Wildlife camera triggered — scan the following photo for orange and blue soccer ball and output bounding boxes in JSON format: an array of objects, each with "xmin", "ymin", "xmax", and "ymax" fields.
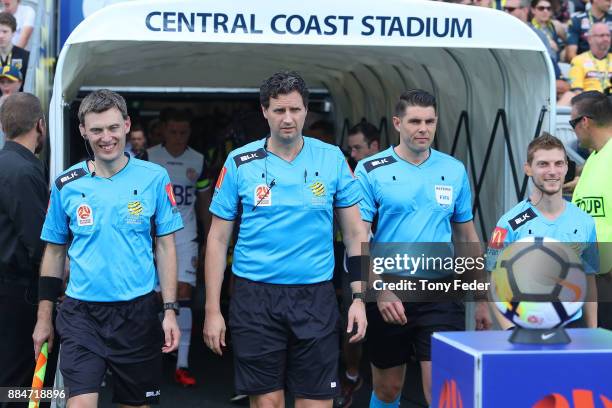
[{"xmin": 491, "ymin": 237, "xmax": 587, "ymax": 329}]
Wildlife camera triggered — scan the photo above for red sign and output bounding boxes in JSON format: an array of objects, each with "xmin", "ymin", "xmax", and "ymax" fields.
[
  {"xmin": 534, "ymin": 389, "xmax": 612, "ymax": 408},
  {"xmin": 489, "ymin": 227, "xmax": 508, "ymax": 250},
  {"xmin": 439, "ymin": 379, "xmax": 463, "ymax": 408}
]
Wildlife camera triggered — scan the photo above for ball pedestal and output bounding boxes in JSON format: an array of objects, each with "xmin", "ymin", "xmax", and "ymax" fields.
[{"xmin": 509, "ymin": 327, "xmax": 571, "ymax": 344}]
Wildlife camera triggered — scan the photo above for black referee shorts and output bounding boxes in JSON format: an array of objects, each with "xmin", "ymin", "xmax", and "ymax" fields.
[
  {"xmin": 366, "ymin": 301, "xmax": 465, "ymax": 367},
  {"xmin": 229, "ymin": 277, "xmax": 340, "ymax": 399},
  {"xmin": 56, "ymin": 292, "xmax": 163, "ymax": 405}
]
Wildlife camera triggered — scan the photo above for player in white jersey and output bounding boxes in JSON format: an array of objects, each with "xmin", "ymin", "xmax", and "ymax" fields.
[{"xmin": 148, "ymin": 109, "xmax": 211, "ymax": 386}]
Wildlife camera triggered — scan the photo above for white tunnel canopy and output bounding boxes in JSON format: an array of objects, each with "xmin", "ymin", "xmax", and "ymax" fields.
[{"xmin": 50, "ymin": 0, "xmax": 556, "ymax": 240}]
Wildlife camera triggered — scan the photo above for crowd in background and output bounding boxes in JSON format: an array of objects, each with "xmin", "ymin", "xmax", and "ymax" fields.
[{"xmin": 444, "ymin": 0, "xmax": 612, "ymax": 104}]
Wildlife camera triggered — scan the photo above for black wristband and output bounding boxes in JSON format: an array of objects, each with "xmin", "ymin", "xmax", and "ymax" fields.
[
  {"xmin": 348, "ymin": 255, "xmax": 367, "ymax": 283},
  {"xmin": 39, "ymin": 276, "xmax": 63, "ymax": 302}
]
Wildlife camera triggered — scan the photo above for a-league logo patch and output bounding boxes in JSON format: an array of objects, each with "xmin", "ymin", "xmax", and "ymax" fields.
[
  {"xmin": 435, "ymin": 185, "xmax": 453, "ymax": 207},
  {"xmin": 254, "ymin": 184, "xmax": 272, "ymax": 206},
  {"xmin": 77, "ymin": 204, "xmax": 93, "ymax": 226}
]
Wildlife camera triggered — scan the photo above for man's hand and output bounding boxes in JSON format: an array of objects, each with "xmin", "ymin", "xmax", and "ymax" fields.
[
  {"xmin": 474, "ymin": 301, "xmax": 493, "ymax": 331},
  {"xmin": 563, "ymin": 176, "xmax": 579, "ymax": 195},
  {"xmin": 203, "ymin": 310, "xmax": 226, "ymax": 355},
  {"xmin": 32, "ymin": 316, "xmax": 54, "ymax": 360},
  {"xmin": 346, "ymin": 299, "xmax": 367, "ymax": 343},
  {"xmin": 377, "ymin": 290, "xmax": 407, "ymax": 325},
  {"xmin": 162, "ymin": 310, "xmax": 180, "ymax": 353}
]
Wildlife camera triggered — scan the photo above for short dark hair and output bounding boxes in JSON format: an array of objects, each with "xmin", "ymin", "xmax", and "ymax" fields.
[
  {"xmin": 394, "ymin": 89, "xmax": 437, "ymax": 117},
  {"xmin": 260, "ymin": 71, "xmax": 309, "ymax": 109},
  {"xmin": 78, "ymin": 89, "xmax": 128, "ymax": 124},
  {"xmin": 571, "ymin": 91, "xmax": 612, "ymax": 127},
  {"xmin": 0, "ymin": 12, "xmax": 17, "ymax": 32},
  {"xmin": 0, "ymin": 93, "xmax": 44, "ymax": 139},
  {"xmin": 527, "ymin": 132, "xmax": 567, "ymax": 164},
  {"xmin": 348, "ymin": 121, "xmax": 380, "ymax": 146}
]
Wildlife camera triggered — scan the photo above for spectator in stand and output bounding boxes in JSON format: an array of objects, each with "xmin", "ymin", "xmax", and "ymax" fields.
[
  {"xmin": 569, "ymin": 23, "xmax": 611, "ymax": 93},
  {"xmin": 504, "ymin": 0, "xmax": 571, "ymax": 100},
  {"xmin": 0, "ymin": 12, "xmax": 27, "ymax": 86},
  {"xmin": 1, "ymin": 0, "xmax": 34, "ymax": 50},
  {"xmin": 552, "ymin": 0, "xmax": 571, "ymax": 24},
  {"xmin": 566, "ymin": 0, "xmax": 612, "ymax": 62},
  {"xmin": 569, "ymin": 0, "xmax": 588, "ymax": 14},
  {"xmin": 530, "ymin": 0, "xmax": 567, "ymax": 62},
  {"xmin": 0, "ymin": 63, "xmax": 21, "ymax": 96}
]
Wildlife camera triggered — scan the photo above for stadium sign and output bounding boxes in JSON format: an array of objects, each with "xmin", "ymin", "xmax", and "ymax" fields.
[{"xmin": 144, "ymin": 12, "xmax": 473, "ymax": 39}]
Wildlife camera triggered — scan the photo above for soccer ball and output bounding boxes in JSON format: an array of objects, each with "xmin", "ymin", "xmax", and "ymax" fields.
[{"xmin": 491, "ymin": 237, "xmax": 586, "ymax": 329}]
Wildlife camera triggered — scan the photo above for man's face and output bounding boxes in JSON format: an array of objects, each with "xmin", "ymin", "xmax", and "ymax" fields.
[
  {"xmin": 262, "ymin": 90, "xmax": 307, "ymax": 144},
  {"xmin": 393, "ymin": 105, "xmax": 437, "ymax": 155},
  {"xmin": 524, "ymin": 148, "xmax": 567, "ymax": 195},
  {"xmin": 1, "ymin": 0, "xmax": 17, "ymax": 14},
  {"xmin": 592, "ymin": 0, "xmax": 612, "ymax": 13},
  {"xmin": 0, "ymin": 24, "xmax": 14, "ymax": 48},
  {"xmin": 588, "ymin": 23, "xmax": 611, "ymax": 57},
  {"xmin": 531, "ymin": 0, "xmax": 552, "ymax": 23},
  {"xmin": 504, "ymin": 0, "xmax": 528, "ymax": 22},
  {"xmin": 348, "ymin": 132, "xmax": 379, "ymax": 162},
  {"xmin": 164, "ymin": 120, "xmax": 190, "ymax": 152},
  {"xmin": 129, "ymin": 130, "xmax": 146, "ymax": 151},
  {"xmin": 79, "ymin": 107, "xmax": 130, "ymax": 163},
  {"xmin": 0, "ymin": 77, "xmax": 20, "ymax": 95},
  {"xmin": 570, "ymin": 106, "xmax": 593, "ymax": 149}
]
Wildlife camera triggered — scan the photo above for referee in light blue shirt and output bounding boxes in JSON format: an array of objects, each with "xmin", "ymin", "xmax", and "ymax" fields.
[
  {"xmin": 355, "ymin": 90, "xmax": 492, "ymax": 408},
  {"xmin": 32, "ymin": 90, "xmax": 183, "ymax": 407},
  {"xmin": 486, "ymin": 133, "xmax": 598, "ymax": 329},
  {"xmin": 203, "ymin": 71, "xmax": 368, "ymax": 407}
]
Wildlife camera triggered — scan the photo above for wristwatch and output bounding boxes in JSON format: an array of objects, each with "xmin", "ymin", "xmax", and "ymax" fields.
[
  {"xmin": 163, "ymin": 302, "xmax": 180, "ymax": 315},
  {"xmin": 352, "ymin": 292, "xmax": 365, "ymax": 302}
]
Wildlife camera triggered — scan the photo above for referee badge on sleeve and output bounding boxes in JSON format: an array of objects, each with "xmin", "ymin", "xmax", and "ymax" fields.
[{"xmin": 435, "ymin": 185, "xmax": 453, "ymax": 208}]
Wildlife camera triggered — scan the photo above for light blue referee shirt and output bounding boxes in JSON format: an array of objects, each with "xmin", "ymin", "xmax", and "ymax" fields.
[
  {"xmin": 41, "ymin": 156, "xmax": 183, "ymax": 301},
  {"xmin": 210, "ymin": 136, "xmax": 361, "ymax": 284},
  {"xmin": 355, "ymin": 147, "xmax": 473, "ymax": 278}
]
